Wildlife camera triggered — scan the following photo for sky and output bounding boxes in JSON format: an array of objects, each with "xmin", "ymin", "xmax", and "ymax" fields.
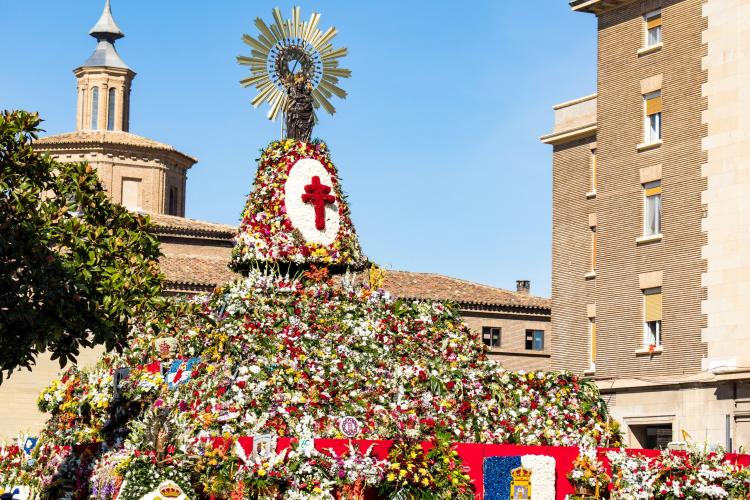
[{"xmin": 1, "ymin": 1, "xmax": 597, "ymax": 298}]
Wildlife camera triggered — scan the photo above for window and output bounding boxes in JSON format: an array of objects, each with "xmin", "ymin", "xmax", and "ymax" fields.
[
  {"xmin": 643, "ymin": 287, "xmax": 662, "ymax": 348},
  {"xmin": 590, "ymin": 227, "xmax": 597, "ymax": 271},
  {"xmin": 482, "ymin": 327, "xmax": 501, "ymax": 349},
  {"xmin": 107, "ymin": 88, "xmax": 116, "ymax": 131},
  {"xmin": 525, "ymin": 330, "xmax": 544, "ymax": 351},
  {"xmin": 643, "ymin": 181, "xmax": 662, "ymax": 236},
  {"xmin": 590, "ymin": 148, "xmax": 597, "ymax": 193},
  {"xmin": 589, "ymin": 318, "xmax": 597, "ymax": 371},
  {"xmin": 631, "ymin": 424, "xmax": 672, "ymax": 449},
  {"xmin": 645, "ymin": 10, "xmax": 662, "ymax": 47},
  {"xmin": 91, "ymin": 86, "xmax": 100, "ymax": 130},
  {"xmin": 644, "ymin": 91, "xmax": 662, "ymax": 143},
  {"xmin": 121, "ymin": 178, "xmax": 142, "ymax": 210},
  {"xmin": 168, "ymin": 187, "xmax": 178, "ymax": 215}
]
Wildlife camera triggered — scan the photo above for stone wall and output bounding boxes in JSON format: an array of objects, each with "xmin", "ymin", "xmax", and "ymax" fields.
[
  {"xmin": 700, "ymin": 0, "xmax": 750, "ymax": 372},
  {"xmin": 461, "ymin": 312, "xmax": 551, "ymax": 371}
]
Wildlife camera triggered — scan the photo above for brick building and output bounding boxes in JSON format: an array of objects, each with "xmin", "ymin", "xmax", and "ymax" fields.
[
  {"xmin": 34, "ymin": 0, "xmax": 195, "ymax": 216},
  {"xmin": 542, "ymin": 0, "xmax": 750, "ymax": 449},
  {"xmin": 0, "ymin": 0, "xmax": 550, "ymax": 439}
]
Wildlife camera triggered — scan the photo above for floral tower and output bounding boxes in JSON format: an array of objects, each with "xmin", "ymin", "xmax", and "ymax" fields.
[
  {"xmin": 230, "ymin": 139, "xmax": 367, "ymax": 273},
  {"xmin": 231, "ymin": 7, "xmax": 366, "ymax": 274}
]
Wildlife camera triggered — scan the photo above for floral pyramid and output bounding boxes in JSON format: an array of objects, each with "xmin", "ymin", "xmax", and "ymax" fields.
[
  {"xmin": 1, "ymin": 140, "xmax": 623, "ymax": 499},
  {"xmin": 231, "ymin": 140, "xmax": 367, "ymax": 274}
]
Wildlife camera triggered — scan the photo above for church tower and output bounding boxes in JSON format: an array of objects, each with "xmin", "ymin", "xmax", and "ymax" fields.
[
  {"xmin": 75, "ymin": 0, "xmax": 134, "ymax": 133},
  {"xmin": 35, "ymin": 0, "xmax": 196, "ymax": 217}
]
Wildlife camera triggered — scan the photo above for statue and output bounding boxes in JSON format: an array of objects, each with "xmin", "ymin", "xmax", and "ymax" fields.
[
  {"xmin": 237, "ymin": 7, "xmax": 351, "ymax": 136},
  {"xmin": 284, "ymin": 72, "xmax": 315, "ymax": 142}
]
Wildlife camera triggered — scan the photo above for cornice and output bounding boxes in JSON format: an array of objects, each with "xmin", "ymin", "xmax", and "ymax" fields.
[
  {"xmin": 570, "ymin": 0, "xmax": 638, "ymax": 14},
  {"xmin": 35, "ymin": 136, "xmax": 197, "ymax": 169},
  {"xmin": 540, "ymin": 123, "xmax": 597, "ymax": 145}
]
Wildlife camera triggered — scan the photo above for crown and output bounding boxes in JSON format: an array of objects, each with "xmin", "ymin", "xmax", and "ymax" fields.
[
  {"xmin": 511, "ymin": 467, "xmax": 532, "ymax": 481},
  {"xmin": 159, "ymin": 484, "xmax": 183, "ymax": 497}
]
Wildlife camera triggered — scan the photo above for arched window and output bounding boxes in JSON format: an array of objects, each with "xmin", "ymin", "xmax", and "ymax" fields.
[
  {"xmin": 168, "ymin": 187, "xmax": 178, "ymax": 215},
  {"xmin": 107, "ymin": 88, "xmax": 116, "ymax": 131},
  {"xmin": 91, "ymin": 87, "xmax": 100, "ymax": 130}
]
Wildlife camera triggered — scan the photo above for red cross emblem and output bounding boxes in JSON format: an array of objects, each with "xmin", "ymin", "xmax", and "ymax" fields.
[{"xmin": 301, "ymin": 175, "xmax": 336, "ymax": 230}]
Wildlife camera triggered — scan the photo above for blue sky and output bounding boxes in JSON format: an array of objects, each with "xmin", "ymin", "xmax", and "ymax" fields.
[{"xmin": 1, "ymin": 1, "xmax": 596, "ymax": 297}]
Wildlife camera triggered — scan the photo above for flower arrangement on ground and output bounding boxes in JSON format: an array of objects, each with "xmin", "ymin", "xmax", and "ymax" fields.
[
  {"xmin": 607, "ymin": 444, "xmax": 750, "ymax": 499},
  {"xmin": 381, "ymin": 435, "xmax": 472, "ymax": 499},
  {"xmin": 568, "ymin": 445, "xmax": 610, "ymax": 499}
]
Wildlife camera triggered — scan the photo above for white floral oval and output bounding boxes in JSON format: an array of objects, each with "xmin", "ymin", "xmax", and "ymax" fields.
[{"xmin": 284, "ymin": 158, "xmax": 340, "ymax": 245}]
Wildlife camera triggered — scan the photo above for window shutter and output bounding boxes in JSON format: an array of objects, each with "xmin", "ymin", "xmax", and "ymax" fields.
[
  {"xmin": 646, "ymin": 95, "xmax": 662, "ymax": 115},
  {"xmin": 647, "ymin": 15, "xmax": 662, "ymax": 30},
  {"xmin": 645, "ymin": 185, "xmax": 662, "ymax": 197},
  {"xmin": 591, "ymin": 229, "xmax": 597, "ymax": 269},
  {"xmin": 645, "ymin": 292, "xmax": 663, "ymax": 322},
  {"xmin": 591, "ymin": 321, "xmax": 597, "ymax": 362}
]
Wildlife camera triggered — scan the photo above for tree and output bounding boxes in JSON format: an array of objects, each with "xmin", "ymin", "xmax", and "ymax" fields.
[{"xmin": 0, "ymin": 110, "xmax": 164, "ymax": 381}]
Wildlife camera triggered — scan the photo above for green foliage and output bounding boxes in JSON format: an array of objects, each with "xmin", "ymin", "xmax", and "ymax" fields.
[{"xmin": 0, "ymin": 110, "xmax": 164, "ymax": 380}]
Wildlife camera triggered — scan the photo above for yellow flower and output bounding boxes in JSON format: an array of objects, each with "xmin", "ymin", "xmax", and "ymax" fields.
[
  {"xmin": 387, "ymin": 473, "xmax": 396, "ymax": 481},
  {"xmin": 258, "ymin": 469, "xmax": 266, "ymax": 477},
  {"xmin": 399, "ymin": 469, "xmax": 407, "ymax": 478},
  {"xmin": 421, "ymin": 478, "xmax": 430, "ymax": 487}
]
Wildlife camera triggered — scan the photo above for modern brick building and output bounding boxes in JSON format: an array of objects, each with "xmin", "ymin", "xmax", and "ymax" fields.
[
  {"xmin": 0, "ymin": 0, "xmax": 550, "ymax": 439},
  {"xmin": 542, "ymin": 0, "xmax": 750, "ymax": 450}
]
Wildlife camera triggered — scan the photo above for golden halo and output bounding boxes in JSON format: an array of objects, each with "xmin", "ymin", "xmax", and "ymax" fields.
[{"xmin": 237, "ymin": 7, "xmax": 351, "ymax": 121}]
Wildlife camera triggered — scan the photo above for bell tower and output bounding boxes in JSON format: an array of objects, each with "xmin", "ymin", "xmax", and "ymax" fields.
[
  {"xmin": 35, "ymin": 0, "xmax": 197, "ymax": 217},
  {"xmin": 74, "ymin": 0, "xmax": 135, "ymax": 132}
]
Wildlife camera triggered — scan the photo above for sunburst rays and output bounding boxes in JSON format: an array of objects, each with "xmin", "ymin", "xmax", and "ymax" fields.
[{"xmin": 237, "ymin": 7, "xmax": 351, "ymax": 121}]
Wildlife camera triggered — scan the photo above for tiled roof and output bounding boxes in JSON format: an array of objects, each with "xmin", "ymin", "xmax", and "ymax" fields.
[
  {"xmin": 147, "ymin": 213, "xmax": 236, "ymax": 238},
  {"xmin": 34, "ymin": 131, "xmax": 197, "ymax": 163},
  {"xmin": 159, "ymin": 256, "xmax": 236, "ymax": 290},
  {"xmin": 382, "ymin": 270, "xmax": 550, "ymax": 310},
  {"xmin": 159, "ymin": 255, "xmax": 549, "ymax": 311}
]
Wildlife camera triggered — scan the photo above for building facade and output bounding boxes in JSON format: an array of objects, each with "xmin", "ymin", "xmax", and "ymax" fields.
[{"xmin": 543, "ymin": 0, "xmax": 750, "ymax": 450}]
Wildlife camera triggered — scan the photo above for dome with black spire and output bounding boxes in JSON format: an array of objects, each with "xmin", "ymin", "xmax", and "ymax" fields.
[{"xmin": 82, "ymin": 0, "xmax": 130, "ymax": 69}]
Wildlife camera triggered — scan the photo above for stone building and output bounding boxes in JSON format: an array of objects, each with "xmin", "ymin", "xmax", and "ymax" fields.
[
  {"xmin": 34, "ymin": 0, "xmax": 195, "ymax": 216},
  {"xmin": 542, "ymin": 0, "xmax": 750, "ymax": 450},
  {"xmin": 0, "ymin": 1, "xmax": 550, "ymax": 439}
]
